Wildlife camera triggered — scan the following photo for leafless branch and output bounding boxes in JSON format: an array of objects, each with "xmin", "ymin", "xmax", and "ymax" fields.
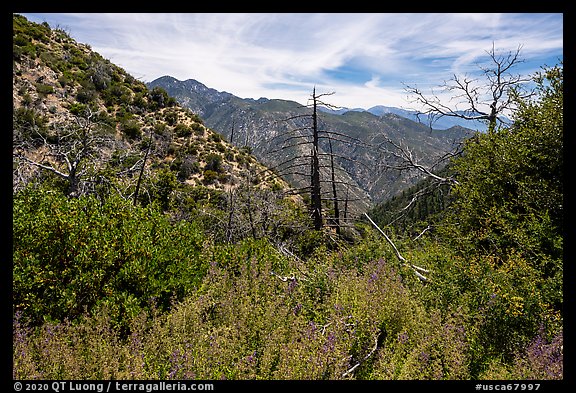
[
  {"xmin": 363, "ymin": 213, "xmax": 430, "ymax": 282},
  {"xmin": 403, "ymin": 43, "xmax": 530, "ymax": 131},
  {"xmin": 342, "ymin": 329, "xmax": 382, "ymax": 378}
]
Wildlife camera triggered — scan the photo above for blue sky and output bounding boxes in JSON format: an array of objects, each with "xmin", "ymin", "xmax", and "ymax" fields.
[{"xmin": 21, "ymin": 13, "xmax": 563, "ymax": 111}]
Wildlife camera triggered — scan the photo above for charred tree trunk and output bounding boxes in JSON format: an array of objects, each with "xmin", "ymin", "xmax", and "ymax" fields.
[
  {"xmin": 310, "ymin": 88, "xmax": 323, "ymax": 230},
  {"xmin": 230, "ymin": 118, "xmax": 235, "ymax": 145},
  {"xmin": 328, "ymin": 137, "xmax": 340, "ymax": 234},
  {"xmin": 133, "ymin": 132, "xmax": 152, "ymax": 206}
]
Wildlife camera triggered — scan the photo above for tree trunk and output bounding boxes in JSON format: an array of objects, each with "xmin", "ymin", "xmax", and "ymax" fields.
[
  {"xmin": 133, "ymin": 133, "xmax": 152, "ymax": 206},
  {"xmin": 310, "ymin": 88, "xmax": 323, "ymax": 230},
  {"xmin": 328, "ymin": 137, "xmax": 340, "ymax": 234}
]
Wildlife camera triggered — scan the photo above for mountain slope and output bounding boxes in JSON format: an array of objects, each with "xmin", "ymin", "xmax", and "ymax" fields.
[
  {"xmin": 13, "ymin": 15, "xmax": 289, "ymax": 210},
  {"xmin": 148, "ymin": 76, "xmax": 476, "ymax": 208}
]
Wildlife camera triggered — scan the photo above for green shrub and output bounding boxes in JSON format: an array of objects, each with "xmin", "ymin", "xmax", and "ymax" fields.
[
  {"xmin": 121, "ymin": 120, "xmax": 142, "ymax": 140},
  {"xmin": 174, "ymin": 123, "xmax": 192, "ymax": 137},
  {"xmin": 164, "ymin": 110, "xmax": 178, "ymax": 126},
  {"xmin": 202, "ymin": 169, "xmax": 218, "ymax": 185},
  {"xmin": 204, "ymin": 152, "xmax": 223, "ymax": 173},
  {"xmin": 13, "ymin": 188, "xmax": 208, "ymax": 331}
]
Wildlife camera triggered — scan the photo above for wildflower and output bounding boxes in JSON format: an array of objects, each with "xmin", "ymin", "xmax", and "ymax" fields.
[{"xmin": 398, "ymin": 331, "xmax": 409, "ymax": 345}]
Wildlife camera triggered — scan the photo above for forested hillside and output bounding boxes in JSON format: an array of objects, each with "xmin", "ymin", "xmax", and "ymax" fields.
[{"xmin": 12, "ymin": 14, "xmax": 563, "ymax": 382}]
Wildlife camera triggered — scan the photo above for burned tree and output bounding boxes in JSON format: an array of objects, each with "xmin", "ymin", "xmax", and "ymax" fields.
[
  {"xmin": 371, "ymin": 44, "xmax": 534, "ymax": 229},
  {"xmin": 309, "ymin": 87, "xmax": 323, "ymax": 230},
  {"xmin": 265, "ymin": 88, "xmax": 367, "ymax": 233},
  {"xmin": 132, "ymin": 130, "xmax": 153, "ymax": 206},
  {"xmin": 13, "ymin": 106, "xmax": 113, "ymax": 197},
  {"xmin": 404, "ymin": 43, "xmax": 532, "ymax": 132}
]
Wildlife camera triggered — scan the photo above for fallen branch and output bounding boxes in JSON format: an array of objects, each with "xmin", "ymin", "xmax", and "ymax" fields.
[
  {"xmin": 270, "ymin": 271, "xmax": 296, "ymax": 282},
  {"xmin": 413, "ymin": 225, "xmax": 431, "ymax": 241},
  {"xmin": 342, "ymin": 330, "xmax": 381, "ymax": 378},
  {"xmin": 363, "ymin": 213, "xmax": 430, "ymax": 282}
]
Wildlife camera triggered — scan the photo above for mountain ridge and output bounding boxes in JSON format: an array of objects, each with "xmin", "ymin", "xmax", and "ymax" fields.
[
  {"xmin": 153, "ymin": 75, "xmax": 489, "ymax": 132},
  {"xmin": 148, "ymin": 76, "xmax": 477, "ymax": 208}
]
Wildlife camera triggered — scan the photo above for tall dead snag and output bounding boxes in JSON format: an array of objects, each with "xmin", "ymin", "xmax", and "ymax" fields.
[
  {"xmin": 310, "ymin": 87, "xmax": 323, "ymax": 230},
  {"xmin": 133, "ymin": 130, "xmax": 153, "ymax": 206},
  {"xmin": 263, "ymin": 88, "xmax": 366, "ymax": 233},
  {"xmin": 328, "ymin": 136, "xmax": 340, "ymax": 234}
]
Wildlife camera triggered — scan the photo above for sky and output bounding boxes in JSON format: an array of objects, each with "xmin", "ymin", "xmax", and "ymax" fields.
[{"xmin": 21, "ymin": 13, "xmax": 563, "ymax": 111}]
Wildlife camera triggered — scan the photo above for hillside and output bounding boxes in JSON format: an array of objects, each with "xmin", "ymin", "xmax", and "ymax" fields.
[
  {"xmin": 12, "ymin": 14, "xmax": 563, "ymax": 383},
  {"xmin": 13, "ymin": 15, "xmax": 290, "ymax": 212},
  {"xmin": 148, "ymin": 76, "xmax": 476, "ymax": 208}
]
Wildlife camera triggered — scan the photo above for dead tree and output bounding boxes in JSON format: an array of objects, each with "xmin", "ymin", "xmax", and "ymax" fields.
[
  {"xmin": 370, "ymin": 44, "xmax": 534, "ymax": 229},
  {"xmin": 133, "ymin": 130, "xmax": 153, "ymax": 206},
  {"xmin": 264, "ymin": 88, "xmax": 367, "ymax": 233},
  {"xmin": 328, "ymin": 137, "xmax": 340, "ymax": 234},
  {"xmin": 13, "ymin": 106, "xmax": 111, "ymax": 197},
  {"xmin": 404, "ymin": 43, "xmax": 533, "ymax": 132},
  {"xmin": 364, "ymin": 213, "xmax": 430, "ymax": 282},
  {"xmin": 310, "ymin": 87, "xmax": 323, "ymax": 230}
]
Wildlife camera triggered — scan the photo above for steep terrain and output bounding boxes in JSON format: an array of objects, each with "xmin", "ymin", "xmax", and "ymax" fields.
[
  {"xmin": 148, "ymin": 76, "xmax": 476, "ymax": 207},
  {"xmin": 13, "ymin": 15, "xmax": 290, "ymax": 210},
  {"xmin": 11, "ymin": 14, "xmax": 564, "ymax": 382}
]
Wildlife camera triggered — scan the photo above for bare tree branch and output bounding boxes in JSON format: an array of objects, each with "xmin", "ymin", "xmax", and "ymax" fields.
[
  {"xmin": 404, "ymin": 43, "xmax": 531, "ymax": 132},
  {"xmin": 363, "ymin": 213, "xmax": 430, "ymax": 282},
  {"xmin": 342, "ymin": 329, "xmax": 382, "ymax": 378}
]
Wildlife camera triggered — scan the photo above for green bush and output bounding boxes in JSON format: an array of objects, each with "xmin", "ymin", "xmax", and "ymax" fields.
[
  {"xmin": 204, "ymin": 152, "xmax": 223, "ymax": 173},
  {"xmin": 121, "ymin": 120, "xmax": 142, "ymax": 140},
  {"xmin": 13, "ymin": 187, "xmax": 208, "ymax": 330},
  {"xmin": 202, "ymin": 169, "xmax": 218, "ymax": 185},
  {"xmin": 174, "ymin": 123, "xmax": 192, "ymax": 137}
]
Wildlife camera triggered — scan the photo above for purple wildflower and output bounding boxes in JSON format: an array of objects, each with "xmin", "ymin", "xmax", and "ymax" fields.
[
  {"xmin": 287, "ymin": 278, "xmax": 297, "ymax": 294},
  {"xmin": 398, "ymin": 331, "xmax": 409, "ymax": 345},
  {"xmin": 293, "ymin": 303, "xmax": 302, "ymax": 315},
  {"xmin": 323, "ymin": 332, "xmax": 336, "ymax": 353}
]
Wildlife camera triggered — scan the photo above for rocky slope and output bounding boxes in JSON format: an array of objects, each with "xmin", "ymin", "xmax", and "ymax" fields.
[{"xmin": 13, "ymin": 15, "xmax": 289, "ymax": 208}]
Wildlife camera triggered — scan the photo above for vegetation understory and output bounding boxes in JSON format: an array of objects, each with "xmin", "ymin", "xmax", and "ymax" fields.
[{"xmin": 12, "ymin": 15, "xmax": 563, "ymax": 381}]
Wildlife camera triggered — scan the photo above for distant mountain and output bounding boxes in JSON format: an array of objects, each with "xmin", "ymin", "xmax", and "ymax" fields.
[
  {"xmin": 320, "ymin": 104, "xmax": 493, "ymax": 132},
  {"xmin": 148, "ymin": 76, "xmax": 477, "ymax": 210},
  {"xmin": 318, "ymin": 106, "xmax": 365, "ymax": 115},
  {"xmin": 317, "ymin": 104, "xmax": 488, "ymax": 132},
  {"xmin": 366, "ymin": 105, "xmax": 491, "ymax": 131}
]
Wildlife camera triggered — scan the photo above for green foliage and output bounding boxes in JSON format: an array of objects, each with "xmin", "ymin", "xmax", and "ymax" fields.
[
  {"xmin": 11, "ymin": 14, "xmax": 563, "ymax": 380},
  {"xmin": 57, "ymin": 71, "xmax": 74, "ymax": 87},
  {"xmin": 13, "ymin": 187, "xmax": 208, "ymax": 331},
  {"xmin": 420, "ymin": 64, "xmax": 563, "ymax": 377},
  {"xmin": 13, "ymin": 106, "xmax": 49, "ymax": 143},
  {"xmin": 202, "ymin": 169, "xmax": 218, "ymax": 185},
  {"xmin": 151, "ymin": 168, "xmax": 178, "ymax": 211},
  {"xmin": 13, "ymin": 250, "xmax": 466, "ymax": 380},
  {"xmin": 445, "ymin": 65, "xmax": 562, "ymax": 294},
  {"xmin": 149, "ymin": 87, "xmax": 176, "ymax": 110},
  {"xmin": 163, "ymin": 110, "xmax": 178, "ymax": 126},
  {"xmin": 209, "ymin": 132, "xmax": 223, "ymax": 142},
  {"xmin": 173, "ymin": 123, "xmax": 192, "ymax": 137},
  {"xmin": 203, "ymin": 152, "xmax": 223, "ymax": 173},
  {"xmin": 34, "ymin": 82, "xmax": 54, "ymax": 96},
  {"xmin": 76, "ymin": 86, "xmax": 98, "ymax": 104},
  {"xmin": 68, "ymin": 102, "xmax": 87, "ymax": 116},
  {"xmin": 121, "ymin": 120, "xmax": 142, "ymax": 140},
  {"xmin": 368, "ymin": 167, "xmax": 454, "ymax": 235}
]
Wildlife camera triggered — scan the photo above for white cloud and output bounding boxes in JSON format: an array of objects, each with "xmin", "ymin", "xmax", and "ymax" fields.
[{"xmin": 22, "ymin": 12, "xmax": 563, "ymax": 109}]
